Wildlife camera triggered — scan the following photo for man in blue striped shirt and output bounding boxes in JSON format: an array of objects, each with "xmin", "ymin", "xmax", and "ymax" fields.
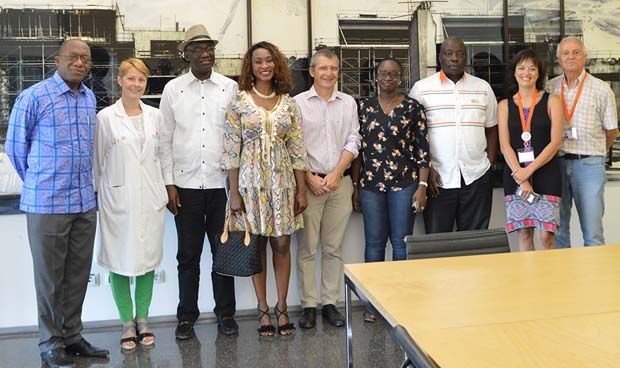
[{"xmin": 6, "ymin": 39, "xmax": 109, "ymax": 368}]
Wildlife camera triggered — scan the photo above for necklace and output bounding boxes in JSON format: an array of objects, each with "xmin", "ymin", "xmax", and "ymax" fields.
[{"xmin": 252, "ymin": 86, "xmax": 276, "ymax": 99}]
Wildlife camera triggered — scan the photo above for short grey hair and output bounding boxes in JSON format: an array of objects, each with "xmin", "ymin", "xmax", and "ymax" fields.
[
  {"xmin": 440, "ymin": 36, "xmax": 465, "ymax": 55},
  {"xmin": 556, "ymin": 36, "xmax": 587, "ymax": 58},
  {"xmin": 309, "ymin": 48, "xmax": 339, "ymax": 68}
]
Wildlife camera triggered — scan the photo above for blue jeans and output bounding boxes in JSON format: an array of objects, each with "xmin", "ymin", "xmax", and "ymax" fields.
[
  {"xmin": 556, "ymin": 155, "xmax": 606, "ymax": 247},
  {"xmin": 360, "ymin": 185, "xmax": 416, "ymax": 262}
]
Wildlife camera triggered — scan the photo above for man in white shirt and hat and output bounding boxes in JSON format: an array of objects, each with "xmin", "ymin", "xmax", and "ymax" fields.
[{"xmin": 160, "ymin": 24, "xmax": 239, "ymax": 339}]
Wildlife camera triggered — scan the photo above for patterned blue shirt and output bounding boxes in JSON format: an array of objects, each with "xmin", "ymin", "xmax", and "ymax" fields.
[{"xmin": 6, "ymin": 72, "xmax": 97, "ymax": 214}]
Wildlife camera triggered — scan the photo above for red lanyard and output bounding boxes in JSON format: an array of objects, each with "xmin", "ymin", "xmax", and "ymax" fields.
[
  {"xmin": 516, "ymin": 90, "xmax": 539, "ymax": 146},
  {"xmin": 561, "ymin": 73, "xmax": 588, "ymax": 125}
]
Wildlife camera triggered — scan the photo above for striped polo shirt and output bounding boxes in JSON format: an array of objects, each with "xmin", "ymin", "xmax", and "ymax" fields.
[{"xmin": 409, "ymin": 71, "xmax": 497, "ymax": 189}]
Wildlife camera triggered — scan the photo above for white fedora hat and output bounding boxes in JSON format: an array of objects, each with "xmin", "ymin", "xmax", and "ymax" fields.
[{"xmin": 178, "ymin": 24, "xmax": 218, "ymax": 51}]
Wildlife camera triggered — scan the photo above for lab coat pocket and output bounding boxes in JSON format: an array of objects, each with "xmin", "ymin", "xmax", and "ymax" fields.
[
  {"xmin": 100, "ymin": 185, "xmax": 128, "ymax": 215},
  {"xmin": 157, "ymin": 186, "xmax": 168, "ymax": 210},
  {"xmin": 105, "ymin": 142, "xmax": 127, "ymax": 187}
]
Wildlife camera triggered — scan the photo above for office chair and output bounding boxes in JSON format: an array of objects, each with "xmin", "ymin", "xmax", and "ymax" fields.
[{"xmin": 406, "ymin": 228, "xmax": 510, "ymax": 259}]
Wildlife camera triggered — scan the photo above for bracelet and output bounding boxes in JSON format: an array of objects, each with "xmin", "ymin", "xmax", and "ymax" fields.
[{"xmin": 419, "ymin": 181, "xmax": 428, "ymax": 187}]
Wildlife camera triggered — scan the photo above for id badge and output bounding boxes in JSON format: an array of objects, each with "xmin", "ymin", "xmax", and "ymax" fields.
[
  {"xmin": 563, "ymin": 127, "xmax": 578, "ymax": 140},
  {"xmin": 517, "ymin": 146, "xmax": 535, "ymax": 165}
]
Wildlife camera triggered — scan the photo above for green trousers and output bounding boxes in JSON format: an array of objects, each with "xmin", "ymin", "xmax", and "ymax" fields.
[{"xmin": 109, "ymin": 271, "xmax": 155, "ymax": 323}]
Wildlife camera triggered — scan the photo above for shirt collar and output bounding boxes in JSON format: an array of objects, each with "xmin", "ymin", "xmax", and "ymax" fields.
[
  {"xmin": 306, "ymin": 85, "xmax": 341, "ymax": 102},
  {"xmin": 113, "ymin": 98, "xmax": 147, "ymax": 118},
  {"xmin": 439, "ymin": 69, "xmax": 467, "ymax": 86},
  {"xmin": 563, "ymin": 69, "xmax": 587, "ymax": 88},
  {"xmin": 52, "ymin": 71, "xmax": 88, "ymax": 95},
  {"xmin": 181, "ymin": 70, "xmax": 223, "ymax": 88}
]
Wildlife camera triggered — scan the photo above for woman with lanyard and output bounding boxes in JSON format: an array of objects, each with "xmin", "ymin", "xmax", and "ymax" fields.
[{"xmin": 498, "ymin": 49, "xmax": 563, "ymax": 251}]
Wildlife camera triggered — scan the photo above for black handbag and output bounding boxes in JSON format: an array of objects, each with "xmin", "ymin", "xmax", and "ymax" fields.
[{"xmin": 213, "ymin": 211, "xmax": 262, "ymax": 277}]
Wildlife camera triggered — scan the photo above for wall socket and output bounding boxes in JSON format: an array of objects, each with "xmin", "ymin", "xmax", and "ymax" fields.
[
  {"xmin": 88, "ymin": 273, "xmax": 100, "ymax": 287},
  {"xmin": 153, "ymin": 270, "xmax": 165, "ymax": 284}
]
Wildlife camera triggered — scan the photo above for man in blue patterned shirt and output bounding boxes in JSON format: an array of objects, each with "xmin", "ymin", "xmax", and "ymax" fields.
[{"xmin": 6, "ymin": 39, "xmax": 109, "ymax": 368}]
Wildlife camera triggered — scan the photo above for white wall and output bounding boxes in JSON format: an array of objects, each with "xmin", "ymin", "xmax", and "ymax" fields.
[
  {"xmin": 251, "ymin": 0, "xmax": 308, "ymax": 56},
  {"xmin": 2, "ymin": 183, "xmax": 619, "ymax": 329}
]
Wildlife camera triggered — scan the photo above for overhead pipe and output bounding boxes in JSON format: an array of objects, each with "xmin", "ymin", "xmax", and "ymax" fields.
[
  {"xmin": 307, "ymin": 0, "xmax": 313, "ymax": 58},
  {"xmin": 247, "ymin": 0, "xmax": 252, "ymax": 48}
]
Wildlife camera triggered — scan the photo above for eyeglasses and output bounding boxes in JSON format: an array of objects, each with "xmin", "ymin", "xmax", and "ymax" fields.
[
  {"xmin": 59, "ymin": 54, "xmax": 91, "ymax": 64},
  {"xmin": 186, "ymin": 46, "xmax": 216, "ymax": 55},
  {"xmin": 377, "ymin": 71, "xmax": 401, "ymax": 79}
]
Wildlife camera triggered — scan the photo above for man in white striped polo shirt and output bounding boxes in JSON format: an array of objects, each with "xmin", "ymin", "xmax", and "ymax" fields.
[
  {"xmin": 294, "ymin": 49, "xmax": 361, "ymax": 329},
  {"xmin": 409, "ymin": 37, "xmax": 499, "ymax": 234}
]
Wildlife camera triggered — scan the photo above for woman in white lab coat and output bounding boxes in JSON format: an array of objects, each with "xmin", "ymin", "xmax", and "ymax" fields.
[{"xmin": 94, "ymin": 58, "xmax": 168, "ymax": 350}]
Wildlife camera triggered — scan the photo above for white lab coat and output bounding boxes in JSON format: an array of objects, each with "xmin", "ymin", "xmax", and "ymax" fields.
[{"xmin": 94, "ymin": 99, "xmax": 168, "ymax": 276}]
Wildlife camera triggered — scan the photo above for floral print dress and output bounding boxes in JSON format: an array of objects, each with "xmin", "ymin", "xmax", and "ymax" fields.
[
  {"xmin": 222, "ymin": 91, "xmax": 308, "ymax": 236},
  {"xmin": 358, "ymin": 96, "xmax": 430, "ymax": 192}
]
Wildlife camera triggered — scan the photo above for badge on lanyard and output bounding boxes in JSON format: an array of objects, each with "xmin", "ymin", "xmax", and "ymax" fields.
[
  {"xmin": 561, "ymin": 74, "xmax": 588, "ymax": 141},
  {"xmin": 563, "ymin": 127, "xmax": 578, "ymax": 140},
  {"xmin": 516, "ymin": 91, "xmax": 539, "ymax": 166},
  {"xmin": 518, "ymin": 147, "xmax": 535, "ymax": 164}
]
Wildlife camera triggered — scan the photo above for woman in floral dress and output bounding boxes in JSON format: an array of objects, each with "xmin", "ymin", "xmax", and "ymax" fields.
[{"xmin": 222, "ymin": 41, "xmax": 308, "ymax": 336}]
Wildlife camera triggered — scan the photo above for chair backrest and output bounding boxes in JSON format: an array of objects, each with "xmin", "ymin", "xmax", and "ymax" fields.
[{"xmin": 405, "ymin": 228, "xmax": 510, "ymax": 259}]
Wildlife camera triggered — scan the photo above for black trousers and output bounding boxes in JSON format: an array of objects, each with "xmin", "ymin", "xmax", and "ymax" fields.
[
  {"xmin": 423, "ymin": 169, "xmax": 492, "ymax": 234},
  {"xmin": 175, "ymin": 187, "xmax": 235, "ymax": 322}
]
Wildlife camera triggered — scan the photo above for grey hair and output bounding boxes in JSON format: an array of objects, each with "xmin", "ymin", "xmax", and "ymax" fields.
[
  {"xmin": 309, "ymin": 48, "xmax": 339, "ymax": 68},
  {"xmin": 556, "ymin": 36, "xmax": 587, "ymax": 58},
  {"xmin": 440, "ymin": 36, "xmax": 465, "ymax": 54}
]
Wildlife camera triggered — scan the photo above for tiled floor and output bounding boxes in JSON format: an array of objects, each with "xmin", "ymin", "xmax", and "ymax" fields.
[{"xmin": 0, "ymin": 308, "xmax": 405, "ymax": 368}]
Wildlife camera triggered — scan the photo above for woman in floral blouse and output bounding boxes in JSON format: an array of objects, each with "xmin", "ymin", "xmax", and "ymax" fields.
[
  {"xmin": 352, "ymin": 58, "xmax": 430, "ymax": 321},
  {"xmin": 222, "ymin": 41, "xmax": 308, "ymax": 336}
]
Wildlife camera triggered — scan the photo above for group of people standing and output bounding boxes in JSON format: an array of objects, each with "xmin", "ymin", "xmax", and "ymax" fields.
[{"xmin": 5, "ymin": 20, "xmax": 618, "ymax": 368}]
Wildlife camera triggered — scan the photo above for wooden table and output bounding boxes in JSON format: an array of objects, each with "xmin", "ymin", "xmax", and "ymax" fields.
[{"xmin": 344, "ymin": 245, "xmax": 620, "ymax": 367}]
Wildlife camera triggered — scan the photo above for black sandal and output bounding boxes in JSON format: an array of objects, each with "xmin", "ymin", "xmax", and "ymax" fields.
[
  {"xmin": 274, "ymin": 305, "xmax": 295, "ymax": 336},
  {"xmin": 257, "ymin": 306, "xmax": 275, "ymax": 337},
  {"xmin": 120, "ymin": 322, "xmax": 137, "ymax": 351},
  {"xmin": 135, "ymin": 319, "xmax": 155, "ymax": 346}
]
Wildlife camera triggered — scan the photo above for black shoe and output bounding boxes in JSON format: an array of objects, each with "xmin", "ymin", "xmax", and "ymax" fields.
[
  {"xmin": 40, "ymin": 348, "xmax": 74, "ymax": 368},
  {"xmin": 175, "ymin": 320, "xmax": 195, "ymax": 340},
  {"xmin": 298, "ymin": 307, "xmax": 317, "ymax": 329},
  {"xmin": 217, "ymin": 317, "xmax": 239, "ymax": 336},
  {"xmin": 322, "ymin": 304, "xmax": 345, "ymax": 327},
  {"xmin": 64, "ymin": 338, "xmax": 109, "ymax": 358}
]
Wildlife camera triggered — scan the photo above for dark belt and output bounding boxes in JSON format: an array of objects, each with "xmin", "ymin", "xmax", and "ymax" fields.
[
  {"xmin": 562, "ymin": 153, "xmax": 591, "ymax": 160},
  {"xmin": 311, "ymin": 168, "xmax": 352, "ymax": 178}
]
